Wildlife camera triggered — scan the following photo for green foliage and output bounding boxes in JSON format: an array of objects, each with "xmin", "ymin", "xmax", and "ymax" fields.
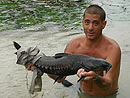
[{"xmin": 0, "ymin": 0, "xmax": 91, "ymax": 31}]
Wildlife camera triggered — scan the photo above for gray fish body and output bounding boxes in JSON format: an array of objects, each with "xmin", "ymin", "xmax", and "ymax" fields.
[{"xmin": 35, "ymin": 53, "xmax": 111, "ymax": 77}]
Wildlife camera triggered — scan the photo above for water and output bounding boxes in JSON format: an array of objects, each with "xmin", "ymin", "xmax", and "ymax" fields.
[{"xmin": 0, "ymin": 0, "xmax": 130, "ymax": 98}]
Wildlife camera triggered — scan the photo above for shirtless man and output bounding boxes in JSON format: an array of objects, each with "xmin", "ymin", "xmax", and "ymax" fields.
[
  {"xmin": 26, "ymin": 4, "xmax": 121, "ymax": 97},
  {"xmin": 63, "ymin": 5, "xmax": 121, "ymax": 96}
]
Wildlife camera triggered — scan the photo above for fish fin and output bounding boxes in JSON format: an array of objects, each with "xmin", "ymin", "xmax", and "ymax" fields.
[
  {"xmin": 54, "ymin": 53, "xmax": 69, "ymax": 59},
  {"xmin": 34, "ymin": 76, "xmax": 42, "ymax": 92},
  {"xmin": 29, "ymin": 68, "xmax": 38, "ymax": 94},
  {"xmin": 53, "ymin": 76, "xmax": 64, "ymax": 84},
  {"xmin": 61, "ymin": 80, "xmax": 73, "ymax": 87},
  {"xmin": 29, "ymin": 67, "xmax": 43, "ymax": 94},
  {"xmin": 13, "ymin": 41, "xmax": 21, "ymax": 50},
  {"xmin": 77, "ymin": 76, "xmax": 86, "ymax": 82},
  {"xmin": 77, "ymin": 64, "xmax": 89, "ymax": 82}
]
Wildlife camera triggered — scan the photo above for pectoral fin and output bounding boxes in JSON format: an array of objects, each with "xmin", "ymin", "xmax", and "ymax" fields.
[
  {"xmin": 29, "ymin": 67, "xmax": 43, "ymax": 94},
  {"xmin": 77, "ymin": 76, "xmax": 86, "ymax": 82},
  {"xmin": 54, "ymin": 76, "xmax": 64, "ymax": 84},
  {"xmin": 61, "ymin": 80, "xmax": 73, "ymax": 87}
]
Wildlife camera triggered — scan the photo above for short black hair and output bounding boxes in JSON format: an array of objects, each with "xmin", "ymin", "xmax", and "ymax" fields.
[{"xmin": 83, "ymin": 4, "xmax": 106, "ymax": 21}]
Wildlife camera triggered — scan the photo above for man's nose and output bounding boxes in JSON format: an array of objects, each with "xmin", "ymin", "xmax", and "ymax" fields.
[{"xmin": 88, "ymin": 23, "xmax": 94, "ymax": 31}]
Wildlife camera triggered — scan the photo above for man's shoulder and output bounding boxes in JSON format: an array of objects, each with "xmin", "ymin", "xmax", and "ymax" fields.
[
  {"xmin": 105, "ymin": 36, "xmax": 121, "ymax": 52},
  {"xmin": 71, "ymin": 35, "xmax": 85, "ymax": 40},
  {"xmin": 65, "ymin": 35, "xmax": 85, "ymax": 53},
  {"xmin": 104, "ymin": 36, "xmax": 121, "ymax": 67},
  {"xmin": 68, "ymin": 35, "xmax": 85, "ymax": 45}
]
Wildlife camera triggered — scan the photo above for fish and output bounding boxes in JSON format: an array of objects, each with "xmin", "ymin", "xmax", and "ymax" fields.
[{"xmin": 13, "ymin": 41, "xmax": 112, "ymax": 94}]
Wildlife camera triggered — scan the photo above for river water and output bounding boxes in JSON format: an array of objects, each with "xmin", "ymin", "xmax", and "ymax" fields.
[{"xmin": 0, "ymin": 0, "xmax": 130, "ymax": 98}]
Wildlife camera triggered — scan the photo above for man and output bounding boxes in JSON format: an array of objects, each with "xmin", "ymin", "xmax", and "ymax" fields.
[
  {"xmin": 26, "ymin": 4, "xmax": 121, "ymax": 97},
  {"xmin": 63, "ymin": 4, "xmax": 121, "ymax": 97}
]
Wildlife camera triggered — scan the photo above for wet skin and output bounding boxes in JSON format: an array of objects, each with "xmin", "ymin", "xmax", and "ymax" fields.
[{"xmin": 65, "ymin": 13, "xmax": 121, "ymax": 96}]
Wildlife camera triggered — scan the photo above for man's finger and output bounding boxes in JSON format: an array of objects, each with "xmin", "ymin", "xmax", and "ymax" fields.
[
  {"xmin": 77, "ymin": 68, "xmax": 84, "ymax": 75},
  {"xmin": 30, "ymin": 66, "xmax": 34, "ymax": 71},
  {"xmin": 25, "ymin": 63, "xmax": 33, "ymax": 71},
  {"xmin": 103, "ymin": 70, "xmax": 107, "ymax": 76}
]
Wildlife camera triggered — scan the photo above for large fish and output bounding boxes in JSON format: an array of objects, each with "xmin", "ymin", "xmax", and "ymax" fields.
[{"xmin": 13, "ymin": 41, "xmax": 112, "ymax": 94}]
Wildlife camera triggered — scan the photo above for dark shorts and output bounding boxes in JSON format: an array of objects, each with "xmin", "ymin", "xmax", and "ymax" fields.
[{"xmin": 77, "ymin": 88, "xmax": 118, "ymax": 98}]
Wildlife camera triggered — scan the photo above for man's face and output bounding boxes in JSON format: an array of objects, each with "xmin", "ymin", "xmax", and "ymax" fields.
[{"xmin": 82, "ymin": 13, "xmax": 106, "ymax": 40}]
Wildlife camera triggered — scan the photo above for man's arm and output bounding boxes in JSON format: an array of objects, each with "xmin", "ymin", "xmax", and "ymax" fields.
[
  {"xmin": 100, "ymin": 44, "xmax": 121, "ymax": 89},
  {"xmin": 77, "ymin": 44, "xmax": 121, "ymax": 90}
]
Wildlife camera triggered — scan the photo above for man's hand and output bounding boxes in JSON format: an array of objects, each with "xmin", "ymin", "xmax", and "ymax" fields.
[
  {"xmin": 25, "ymin": 63, "xmax": 34, "ymax": 71},
  {"xmin": 77, "ymin": 68, "xmax": 98, "ymax": 81}
]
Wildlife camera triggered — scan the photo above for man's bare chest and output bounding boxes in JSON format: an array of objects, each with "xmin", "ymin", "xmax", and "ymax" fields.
[{"xmin": 73, "ymin": 47, "xmax": 107, "ymax": 60}]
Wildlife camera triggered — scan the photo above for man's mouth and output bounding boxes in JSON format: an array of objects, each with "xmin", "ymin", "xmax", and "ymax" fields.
[{"xmin": 87, "ymin": 32, "xmax": 95, "ymax": 36}]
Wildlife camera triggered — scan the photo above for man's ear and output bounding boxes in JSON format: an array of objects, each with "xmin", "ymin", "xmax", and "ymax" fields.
[
  {"xmin": 13, "ymin": 41, "xmax": 21, "ymax": 50},
  {"xmin": 102, "ymin": 21, "xmax": 107, "ymax": 29}
]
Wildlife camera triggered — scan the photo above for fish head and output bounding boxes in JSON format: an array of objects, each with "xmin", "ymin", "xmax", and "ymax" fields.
[{"xmin": 104, "ymin": 62, "xmax": 112, "ymax": 72}]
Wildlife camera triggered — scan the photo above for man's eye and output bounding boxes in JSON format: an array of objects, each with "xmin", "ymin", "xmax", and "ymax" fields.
[
  {"xmin": 85, "ymin": 21, "xmax": 89, "ymax": 25},
  {"xmin": 94, "ymin": 21, "xmax": 99, "ymax": 25}
]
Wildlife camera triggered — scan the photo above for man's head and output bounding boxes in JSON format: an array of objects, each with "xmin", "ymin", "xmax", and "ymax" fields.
[
  {"xmin": 82, "ymin": 5, "xmax": 107, "ymax": 40},
  {"xmin": 83, "ymin": 4, "xmax": 106, "ymax": 22}
]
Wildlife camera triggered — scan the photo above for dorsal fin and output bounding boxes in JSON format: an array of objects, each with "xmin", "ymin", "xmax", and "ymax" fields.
[{"xmin": 54, "ymin": 53, "xmax": 69, "ymax": 59}]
